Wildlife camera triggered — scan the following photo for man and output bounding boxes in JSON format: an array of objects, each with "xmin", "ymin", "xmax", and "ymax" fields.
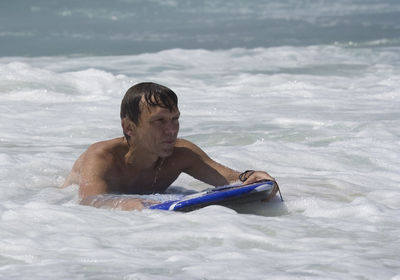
[{"xmin": 62, "ymin": 82, "xmax": 277, "ymax": 210}]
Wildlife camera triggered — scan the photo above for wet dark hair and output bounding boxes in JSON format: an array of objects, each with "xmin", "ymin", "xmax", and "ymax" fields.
[{"xmin": 120, "ymin": 82, "xmax": 178, "ymax": 140}]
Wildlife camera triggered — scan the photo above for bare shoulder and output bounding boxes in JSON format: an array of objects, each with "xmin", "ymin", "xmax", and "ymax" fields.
[
  {"xmin": 88, "ymin": 137, "xmax": 121, "ymax": 152},
  {"xmin": 86, "ymin": 138, "xmax": 124, "ymax": 158},
  {"xmin": 175, "ymin": 138, "xmax": 203, "ymax": 151},
  {"xmin": 78, "ymin": 137, "xmax": 126, "ymax": 173},
  {"xmin": 62, "ymin": 138, "xmax": 124, "ymax": 188},
  {"xmin": 173, "ymin": 138, "xmax": 207, "ymax": 158},
  {"xmin": 172, "ymin": 138, "xmax": 237, "ymax": 186},
  {"xmin": 172, "ymin": 138, "xmax": 212, "ymax": 167}
]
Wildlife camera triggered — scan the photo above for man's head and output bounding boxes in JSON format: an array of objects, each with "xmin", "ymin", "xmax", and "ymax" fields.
[
  {"xmin": 120, "ymin": 82, "xmax": 179, "ymax": 146},
  {"xmin": 121, "ymin": 82, "xmax": 178, "ymax": 124}
]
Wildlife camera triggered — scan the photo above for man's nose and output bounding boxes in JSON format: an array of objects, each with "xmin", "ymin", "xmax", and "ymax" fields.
[{"xmin": 164, "ymin": 120, "xmax": 179, "ymax": 135}]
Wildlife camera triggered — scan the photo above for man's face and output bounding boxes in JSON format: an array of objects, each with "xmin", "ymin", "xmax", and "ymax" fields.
[{"xmin": 136, "ymin": 103, "xmax": 180, "ymax": 158}]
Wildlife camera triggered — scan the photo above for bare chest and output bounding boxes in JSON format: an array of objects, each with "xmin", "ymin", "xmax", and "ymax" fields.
[{"xmin": 107, "ymin": 162, "xmax": 181, "ymax": 195}]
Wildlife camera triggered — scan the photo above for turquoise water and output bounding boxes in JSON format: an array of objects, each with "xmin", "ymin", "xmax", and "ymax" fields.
[{"xmin": 2, "ymin": 0, "xmax": 400, "ymax": 56}]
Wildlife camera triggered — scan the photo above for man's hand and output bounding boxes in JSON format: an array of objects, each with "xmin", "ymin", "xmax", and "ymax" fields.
[
  {"xmin": 241, "ymin": 170, "xmax": 275, "ymax": 185},
  {"xmin": 241, "ymin": 170, "xmax": 281, "ymax": 201}
]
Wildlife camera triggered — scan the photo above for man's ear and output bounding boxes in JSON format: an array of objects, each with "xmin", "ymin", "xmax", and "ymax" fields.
[{"xmin": 121, "ymin": 117, "xmax": 136, "ymax": 137}]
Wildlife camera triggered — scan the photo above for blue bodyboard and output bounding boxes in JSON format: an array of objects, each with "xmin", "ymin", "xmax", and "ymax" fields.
[{"xmin": 149, "ymin": 180, "xmax": 277, "ymax": 212}]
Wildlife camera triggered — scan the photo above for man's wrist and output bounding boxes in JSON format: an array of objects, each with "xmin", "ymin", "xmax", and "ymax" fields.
[{"xmin": 238, "ymin": 170, "xmax": 255, "ymax": 182}]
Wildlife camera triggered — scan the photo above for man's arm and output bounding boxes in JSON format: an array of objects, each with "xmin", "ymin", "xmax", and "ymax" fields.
[
  {"xmin": 80, "ymin": 195, "xmax": 158, "ymax": 211},
  {"xmin": 77, "ymin": 144, "xmax": 157, "ymax": 211},
  {"xmin": 178, "ymin": 139, "xmax": 275, "ymax": 186}
]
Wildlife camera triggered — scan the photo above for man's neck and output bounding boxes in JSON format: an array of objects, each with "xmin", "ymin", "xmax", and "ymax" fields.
[{"xmin": 123, "ymin": 138, "xmax": 159, "ymax": 170}]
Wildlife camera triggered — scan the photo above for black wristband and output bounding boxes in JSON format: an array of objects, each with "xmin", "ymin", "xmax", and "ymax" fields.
[{"xmin": 239, "ymin": 170, "xmax": 255, "ymax": 182}]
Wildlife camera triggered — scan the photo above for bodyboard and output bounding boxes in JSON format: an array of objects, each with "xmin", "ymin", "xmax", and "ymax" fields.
[{"xmin": 149, "ymin": 180, "xmax": 277, "ymax": 212}]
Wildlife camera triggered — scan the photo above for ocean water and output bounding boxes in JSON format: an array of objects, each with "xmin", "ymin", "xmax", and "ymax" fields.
[{"xmin": 1, "ymin": 0, "xmax": 400, "ymax": 279}]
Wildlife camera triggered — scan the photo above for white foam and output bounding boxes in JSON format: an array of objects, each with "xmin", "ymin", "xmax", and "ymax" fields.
[{"xmin": 1, "ymin": 44, "xmax": 400, "ymax": 279}]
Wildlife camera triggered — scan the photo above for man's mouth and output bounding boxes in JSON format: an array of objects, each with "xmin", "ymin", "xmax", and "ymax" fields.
[{"xmin": 162, "ymin": 139, "xmax": 176, "ymax": 145}]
